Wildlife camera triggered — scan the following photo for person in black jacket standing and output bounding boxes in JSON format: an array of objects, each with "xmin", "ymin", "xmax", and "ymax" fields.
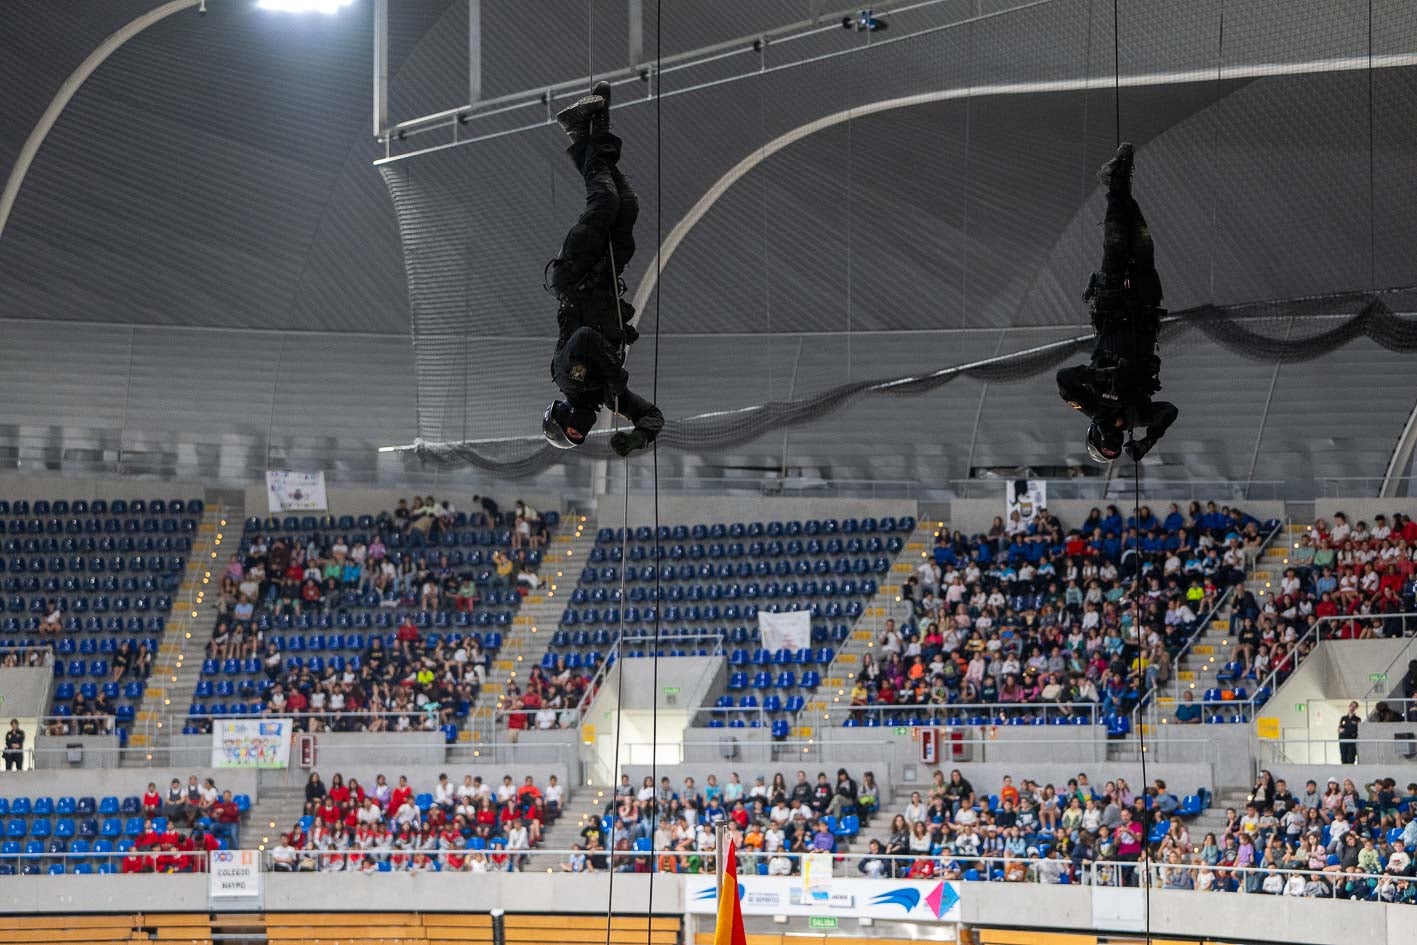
[
  {"xmin": 541, "ymin": 81, "xmax": 662, "ymax": 458},
  {"xmin": 3, "ymin": 719, "xmax": 24, "ymax": 771},
  {"xmin": 1338, "ymin": 701, "xmax": 1361, "ymax": 764}
]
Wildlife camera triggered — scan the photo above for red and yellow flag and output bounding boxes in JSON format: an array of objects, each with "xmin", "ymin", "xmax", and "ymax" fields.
[{"xmin": 713, "ymin": 838, "xmax": 747, "ymax": 945}]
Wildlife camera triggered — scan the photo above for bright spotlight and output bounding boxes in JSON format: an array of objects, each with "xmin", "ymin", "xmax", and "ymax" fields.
[{"xmin": 257, "ymin": 0, "xmax": 355, "ymax": 13}]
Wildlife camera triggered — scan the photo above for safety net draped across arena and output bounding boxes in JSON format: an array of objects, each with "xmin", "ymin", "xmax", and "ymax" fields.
[{"xmin": 377, "ymin": 0, "xmax": 1417, "ymax": 478}]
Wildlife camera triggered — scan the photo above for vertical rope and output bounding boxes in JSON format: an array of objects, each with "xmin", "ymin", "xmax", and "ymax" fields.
[
  {"xmin": 1112, "ymin": 2, "xmax": 1147, "ymax": 937},
  {"xmin": 1207, "ymin": 0, "xmax": 1225, "ymax": 301},
  {"xmin": 644, "ymin": 1, "xmax": 664, "ymax": 936},
  {"xmin": 1112, "ymin": 0, "xmax": 1121, "ymax": 148},
  {"xmin": 844, "ymin": 38, "xmax": 854, "ymax": 380},
  {"xmin": 1367, "ymin": 0, "xmax": 1376, "ymax": 291},
  {"xmin": 1131, "ymin": 445, "xmax": 1152, "ymax": 942},
  {"xmin": 602, "ymin": 369, "xmax": 631, "ymax": 945}
]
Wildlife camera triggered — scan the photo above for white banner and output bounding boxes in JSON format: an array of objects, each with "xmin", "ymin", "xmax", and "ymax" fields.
[
  {"xmin": 209, "ymin": 850, "xmax": 261, "ymax": 898},
  {"xmin": 802, "ymin": 852, "xmax": 833, "ymax": 895},
  {"xmin": 265, "ymin": 470, "xmax": 328, "ymax": 513},
  {"xmin": 1006, "ymin": 479, "xmax": 1047, "ymax": 528},
  {"xmin": 212, "ymin": 719, "xmax": 291, "ymax": 769},
  {"xmin": 757, "ymin": 610, "xmax": 812, "ymax": 654},
  {"xmin": 684, "ymin": 875, "xmax": 961, "ymax": 923}
]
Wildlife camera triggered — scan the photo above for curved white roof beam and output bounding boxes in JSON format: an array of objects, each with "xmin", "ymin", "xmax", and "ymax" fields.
[
  {"xmin": 629, "ymin": 50, "xmax": 1417, "ymax": 322},
  {"xmin": 0, "ymin": 0, "xmax": 201, "ymax": 242}
]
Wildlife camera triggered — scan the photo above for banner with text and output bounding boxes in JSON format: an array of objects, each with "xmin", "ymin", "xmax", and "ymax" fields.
[
  {"xmin": 209, "ymin": 850, "xmax": 260, "ymax": 898},
  {"xmin": 265, "ymin": 470, "xmax": 328, "ymax": 513},
  {"xmin": 684, "ymin": 875, "xmax": 961, "ymax": 923},
  {"xmin": 212, "ymin": 718, "xmax": 290, "ymax": 769},
  {"xmin": 757, "ymin": 609, "xmax": 812, "ymax": 655}
]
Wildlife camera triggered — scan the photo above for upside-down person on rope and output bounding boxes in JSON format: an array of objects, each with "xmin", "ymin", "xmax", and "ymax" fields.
[
  {"xmin": 541, "ymin": 81, "xmax": 664, "ymax": 458},
  {"xmin": 1057, "ymin": 142, "xmax": 1179, "ymax": 464}
]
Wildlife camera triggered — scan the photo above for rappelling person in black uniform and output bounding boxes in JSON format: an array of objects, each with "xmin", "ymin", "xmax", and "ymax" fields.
[
  {"xmin": 1057, "ymin": 142, "xmax": 1179, "ymax": 464},
  {"xmin": 541, "ymin": 81, "xmax": 664, "ymax": 458}
]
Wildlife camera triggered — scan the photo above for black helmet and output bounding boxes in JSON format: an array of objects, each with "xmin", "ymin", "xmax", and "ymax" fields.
[
  {"xmin": 1086, "ymin": 422, "xmax": 1123, "ymax": 464},
  {"xmin": 542, "ymin": 401, "xmax": 596, "ymax": 449}
]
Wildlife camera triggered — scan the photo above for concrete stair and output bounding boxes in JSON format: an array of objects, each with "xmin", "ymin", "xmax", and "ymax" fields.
[
  {"xmin": 245, "ymin": 786, "xmax": 310, "ymax": 851},
  {"xmin": 810, "ymin": 522, "xmax": 935, "ymax": 734},
  {"xmin": 1144, "ymin": 521, "xmax": 1297, "ymax": 733},
  {"xmin": 123, "ymin": 502, "xmax": 230, "ymax": 766},
  {"xmin": 1188, "ymin": 788, "xmax": 1251, "ymax": 840},
  {"xmin": 451, "ymin": 523, "xmax": 599, "ymax": 760},
  {"xmin": 541, "ymin": 785, "xmax": 602, "ymax": 854}
]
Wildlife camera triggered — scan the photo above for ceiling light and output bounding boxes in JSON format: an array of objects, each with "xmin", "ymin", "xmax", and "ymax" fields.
[{"xmin": 257, "ymin": 0, "xmax": 355, "ymax": 13}]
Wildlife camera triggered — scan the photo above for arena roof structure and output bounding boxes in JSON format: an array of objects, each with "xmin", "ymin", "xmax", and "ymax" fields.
[{"xmin": 1, "ymin": 0, "xmax": 1416, "ymax": 498}]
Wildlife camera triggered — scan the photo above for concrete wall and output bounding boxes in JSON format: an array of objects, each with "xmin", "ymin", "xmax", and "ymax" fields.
[
  {"xmin": 678, "ymin": 726, "xmax": 776, "ymax": 765},
  {"xmin": 33, "ymin": 735, "xmax": 121, "ymax": 769},
  {"xmin": 1326, "ymin": 639, "xmax": 1414, "ymax": 694},
  {"xmin": 0, "ymin": 873, "xmax": 678, "ymax": 915},
  {"xmin": 602, "ymin": 496, "xmax": 918, "ymax": 530},
  {"xmin": 166, "ymin": 732, "xmax": 451, "ymax": 773},
  {"xmin": 946, "ymin": 498, "xmax": 1285, "ymax": 536},
  {"xmin": 616, "ymin": 656, "xmax": 724, "ymax": 712},
  {"xmin": 8, "ymin": 874, "xmax": 1415, "ymax": 945},
  {"xmin": 818, "ymin": 724, "xmax": 1235, "ymax": 792},
  {"xmin": 0, "ymin": 766, "xmax": 258, "ymax": 800},
  {"xmin": 1269, "ymin": 763, "xmax": 1417, "ymax": 792},
  {"xmin": 1313, "ymin": 500, "xmax": 1417, "ymax": 529},
  {"xmin": 256, "ymin": 762, "xmax": 570, "ymax": 797},
  {"xmin": 241, "ymin": 484, "xmax": 569, "ymax": 521},
  {"xmin": 1261, "ymin": 639, "xmax": 1417, "ymax": 764},
  {"xmin": 0, "ymin": 474, "xmax": 207, "ymax": 504},
  {"xmin": 497, "ymin": 729, "xmax": 581, "ymax": 770},
  {"xmin": 955, "ymin": 884, "xmax": 1417, "ymax": 945},
  {"xmin": 0, "ymin": 664, "xmax": 55, "ymax": 719},
  {"xmin": 622, "ymin": 761, "xmax": 895, "ymax": 808}
]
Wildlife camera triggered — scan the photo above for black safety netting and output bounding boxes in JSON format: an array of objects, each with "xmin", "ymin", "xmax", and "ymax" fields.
[
  {"xmin": 378, "ymin": 0, "xmax": 1417, "ymax": 481},
  {"xmin": 408, "ymin": 287, "xmax": 1417, "ymax": 478}
]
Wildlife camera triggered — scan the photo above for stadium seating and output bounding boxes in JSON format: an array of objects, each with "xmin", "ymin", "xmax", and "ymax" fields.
[
  {"xmin": 186, "ymin": 507, "xmax": 555, "ymax": 730},
  {"xmin": 548, "ymin": 516, "xmax": 917, "ymax": 724},
  {"xmin": 0, "ymin": 498, "xmax": 202, "ymax": 744},
  {"xmin": 0, "ymin": 785, "xmax": 246, "ymax": 874}
]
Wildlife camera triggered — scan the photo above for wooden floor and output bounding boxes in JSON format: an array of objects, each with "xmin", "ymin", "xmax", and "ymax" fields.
[{"xmin": 0, "ymin": 913, "xmax": 681, "ymax": 945}]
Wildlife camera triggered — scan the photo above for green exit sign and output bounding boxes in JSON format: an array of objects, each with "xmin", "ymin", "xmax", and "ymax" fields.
[
  {"xmin": 893, "ymin": 726, "xmax": 909, "ymax": 735},
  {"xmin": 1296, "ymin": 703, "xmax": 1306, "ymax": 712},
  {"xmin": 809, "ymin": 917, "xmax": 839, "ymax": 930},
  {"xmin": 662, "ymin": 686, "xmax": 680, "ymax": 696},
  {"xmin": 1370, "ymin": 673, "xmax": 1388, "ymax": 683}
]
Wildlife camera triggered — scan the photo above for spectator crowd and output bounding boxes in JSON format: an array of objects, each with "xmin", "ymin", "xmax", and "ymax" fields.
[
  {"xmin": 852, "ymin": 502, "xmax": 1271, "ymax": 720},
  {"xmin": 188, "ymin": 497, "xmax": 553, "ymax": 734},
  {"xmin": 847, "ymin": 766, "xmax": 1417, "ymax": 904},
  {"xmin": 267, "ymin": 770, "xmax": 562, "ymax": 873}
]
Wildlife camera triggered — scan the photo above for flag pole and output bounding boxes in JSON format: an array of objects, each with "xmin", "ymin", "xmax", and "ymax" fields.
[{"xmin": 716, "ymin": 822, "xmax": 729, "ymax": 889}]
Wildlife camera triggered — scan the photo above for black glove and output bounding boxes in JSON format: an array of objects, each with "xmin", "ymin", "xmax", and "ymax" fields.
[
  {"xmin": 623, "ymin": 323, "xmax": 639, "ymax": 346},
  {"xmin": 1124, "ymin": 437, "xmax": 1153, "ymax": 463},
  {"xmin": 610, "ymin": 430, "xmax": 647, "ymax": 457}
]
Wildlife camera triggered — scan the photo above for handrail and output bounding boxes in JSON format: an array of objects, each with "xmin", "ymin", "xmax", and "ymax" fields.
[
  {"xmin": 0, "ymin": 646, "xmax": 56, "ymax": 662},
  {"xmin": 1132, "ymin": 585, "xmax": 1240, "ymax": 734},
  {"xmin": 8, "ymin": 846, "xmax": 1407, "ymax": 903},
  {"xmin": 1247, "ymin": 610, "xmax": 1417, "ymax": 719},
  {"xmin": 574, "ymin": 637, "xmax": 620, "ymax": 719},
  {"xmin": 1125, "ymin": 514, "xmax": 1282, "ymax": 734},
  {"xmin": 827, "ymin": 702, "xmax": 1106, "ymax": 722},
  {"xmin": 1362, "ymin": 633, "xmax": 1417, "ymax": 699}
]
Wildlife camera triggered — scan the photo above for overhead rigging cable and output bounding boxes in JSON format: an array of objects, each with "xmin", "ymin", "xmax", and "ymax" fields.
[
  {"xmin": 1110, "ymin": 2, "xmax": 1151, "ymax": 939},
  {"xmin": 598, "ymin": 1, "xmax": 631, "ymax": 936},
  {"xmin": 644, "ymin": 0, "xmax": 665, "ymax": 937},
  {"xmin": 1367, "ymin": 0, "xmax": 1376, "ymax": 292},
  {"xmin": 597, "ymin": 3, "xmax": 667, "ymax": 940}
]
